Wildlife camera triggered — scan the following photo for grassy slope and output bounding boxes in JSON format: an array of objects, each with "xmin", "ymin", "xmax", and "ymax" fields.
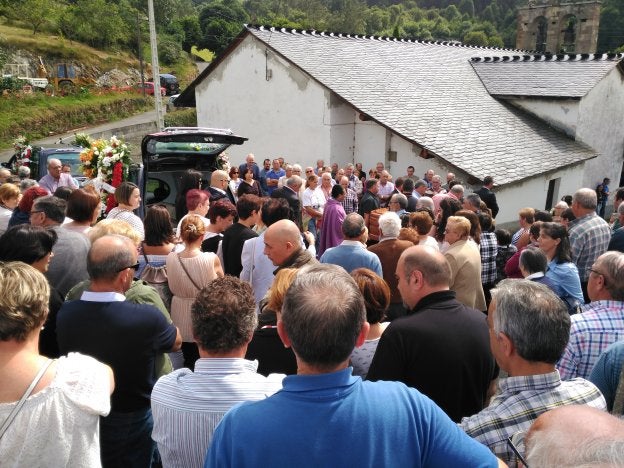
[
  {"xmin": 0, "ymin": 23, "xmax": 199, "ymax": 149},
  {"xmin": 0, "ymin": 92, "xmax": 153, "ymax": 148},
  {"xmin": 0, "ymin": 23, "xmax": 139, "ymax": 69}
]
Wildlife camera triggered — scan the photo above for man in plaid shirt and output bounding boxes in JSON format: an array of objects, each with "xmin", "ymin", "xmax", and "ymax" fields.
[
  {"xmin": 339, "ymin": 176, "xmax": 358, "ymax": 215},
  {"xmin": 460, "ymin": 280, "xmax": 606, "ymax": 465},
  {"xmin": 479, "ymin": 213, "xmax": 498, "ymax": 306},
  {"xmin": 558, "ymin": 251, "xmax": 624, "ymax": 380},
  {"xmin": 568, "ymin": 188, "xmax": 611, "ymax": 302}
]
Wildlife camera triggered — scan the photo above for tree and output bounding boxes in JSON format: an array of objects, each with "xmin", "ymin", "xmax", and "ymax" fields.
[
  {"xmin": 463, "ymin": 30, "xmax": 488, "ymax": 46},
  {"xmin": 178, "ymin": 16, "xmax": 203, "ymax": 52},
  {"xmin": 10, "ymin": 0, "xmax": 57, "ymax": 35},
  {"xmin": 199, "ymin": 0, "xmax": 249, "ymax": 55},
  {"xmin": 458, "ymin": 0, "xmax": 474, "ymax": 18}
]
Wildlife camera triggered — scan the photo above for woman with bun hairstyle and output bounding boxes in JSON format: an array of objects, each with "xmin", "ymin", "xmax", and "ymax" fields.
[{"xmin": 166, "ymin": 215, "xmax": 223, "ymax": 370}]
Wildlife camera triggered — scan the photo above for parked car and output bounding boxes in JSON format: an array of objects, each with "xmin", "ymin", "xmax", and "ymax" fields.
[
  {"xmin": 136, "ymin": 81, "xmax": 166, "ymax": 96},
  {"xmin": 158, "ymin": 73, "xmax": 180, "ymax": 96},
  {"xmin": 139, "ymin": 127, "xmax": 248, "ymax": 221},
  {"xmin": 166, "ymin": 94, "xmax": 180, "ymax": 112},
  {"xmin": 2, "ymin": 145, "xmax": 89, "ymax": 187}
]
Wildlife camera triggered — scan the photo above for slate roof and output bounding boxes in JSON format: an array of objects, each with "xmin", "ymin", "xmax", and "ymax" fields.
[
  {"xmin": 471, "ymin": 54, "xmax": 623, "ymax": 98},
  {"xmin": 182, "ymin": 25, "xmax": 610, "ymax": 186}
]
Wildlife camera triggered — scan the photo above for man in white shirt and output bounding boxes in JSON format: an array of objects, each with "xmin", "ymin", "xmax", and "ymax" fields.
[
  {"xmin": 151, "ymin": 276, "xmax": 283, "ymax": 468},
  {"xmin": 377, "ymin": 170, "xmax": 395, "ymax": 207}
]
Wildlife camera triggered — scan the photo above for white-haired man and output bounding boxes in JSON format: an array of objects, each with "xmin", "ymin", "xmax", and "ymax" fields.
[
  {"xmin": 568, "ymin": 188, "xmax": 611, "ymax": 301},
  {"xmin": 39, "ymin": 158, "xmax": 78, "ymax": 194},
  {"xmin": 368, "ymin": 211, "xmax": 412, "ymax": 320}
]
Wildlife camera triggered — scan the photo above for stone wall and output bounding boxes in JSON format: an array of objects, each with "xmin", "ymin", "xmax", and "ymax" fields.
[{"xmin": 516, "ymin": 0, "xmax": 601, "ymax": 54}]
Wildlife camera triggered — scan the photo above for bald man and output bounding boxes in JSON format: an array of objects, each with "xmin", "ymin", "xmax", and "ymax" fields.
[
  {"xmin": 525, "ymin": 405, "xmax": 624, "ymax": 466},
  {"xmin": 208, "ymin": 169, "xmax": 235, "ymax": 204},
  {"xmin": 38, "ymin": 157, "xmax": 78, "ymax": 194},
  {"xmin": 367, "ymin": 245, "xmax": 497, "ymax": 423},
  {"xmin": 263, "ymin": 219, "xmax": 316, "ymax": 272},
  {"xmin": 238, "ymin": 153, "xmax": 260, "ymax": 181},
  {"xmin": 57, "ymin": 235, "xmax": 182, "ymax": 467}
]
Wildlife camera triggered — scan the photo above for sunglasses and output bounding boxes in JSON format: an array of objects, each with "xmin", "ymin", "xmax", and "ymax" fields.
[{"xmin": 117, "ymin": 261, "xmax": 140, "ymax": 272}]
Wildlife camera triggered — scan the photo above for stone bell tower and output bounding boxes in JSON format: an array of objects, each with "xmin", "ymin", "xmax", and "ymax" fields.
[{"xmin": 516, "ymin": 0, "xmax": 601, "ymax": 54}]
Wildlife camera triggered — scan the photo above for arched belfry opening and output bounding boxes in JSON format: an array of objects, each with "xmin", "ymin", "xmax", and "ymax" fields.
[
  {"xmin": 560, "ymin": 14, "xmax": 578, "ymax": 52},
  {"xmin": 534, "ymin": 16, "xmax": 548, "ymax": 52},
  {"xmin": 516, "ymin": 1, "xmax": 600, "ymax": 54}
]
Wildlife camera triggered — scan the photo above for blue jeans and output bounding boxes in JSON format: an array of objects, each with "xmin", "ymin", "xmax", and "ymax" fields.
[
  {"xmin": 307, "ymin": 218, "xmax": 317, "ymax": 243},
  {"xmin": 100, "ymin": 407, "xmax": 156, "ymax": 468}
]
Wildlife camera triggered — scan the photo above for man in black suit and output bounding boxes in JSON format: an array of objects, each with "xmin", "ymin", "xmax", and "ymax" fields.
[
  {"xmin": 207, "ymin": 170, "xmax": 236, "ymax": 204},
  {"xmin": 271, "ymin": 175, "xmax": 303, "ymax": 230},
  {"xmin": 221, "ymin": 194, "xmax": 262, "ymax": 276},
  {"xmin": 475, "ymin": 175, "xmax": 499, "ymax": 218}
]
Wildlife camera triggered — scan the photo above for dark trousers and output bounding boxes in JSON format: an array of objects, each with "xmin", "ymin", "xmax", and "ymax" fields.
[{"xmin": 100, "ymin": 407, "xmax": 155, "ymax": 468}]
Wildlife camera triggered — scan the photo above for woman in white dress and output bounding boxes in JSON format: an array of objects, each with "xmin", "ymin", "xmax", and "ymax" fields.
[
  {"xmin": 0, "ymin": 261, "xmax": 114, "ymax": 467},
  {"xmin": 107, "ymin": 181, "xmax": 144, "ymax": 240},
  {"xmin": 166, "ymin": 215, "xmax": 223, "ymax": 370}
]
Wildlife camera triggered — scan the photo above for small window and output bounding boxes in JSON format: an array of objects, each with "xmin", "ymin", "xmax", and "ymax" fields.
[
  {"xmin": 545, "ymin": 178, "xmax": 560, "ymax": 210},
  {"xmin": 146, "ymin": 178, "xmax": 171, "ymax": 205}
]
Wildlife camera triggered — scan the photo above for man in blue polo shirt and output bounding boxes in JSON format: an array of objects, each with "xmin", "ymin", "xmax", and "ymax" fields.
[
  {"xmin": 265, "ymin": 158, "xmax": 285, "ymax": 196},
  {"xmin": 205, "ymin": 264, "xmax": 502, "ymax": 467}
]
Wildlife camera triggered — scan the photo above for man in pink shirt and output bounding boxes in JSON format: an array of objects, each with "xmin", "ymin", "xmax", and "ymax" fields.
[{"xmin": 38, "ymin": 158, "xmax": 78, "ymax": 194}]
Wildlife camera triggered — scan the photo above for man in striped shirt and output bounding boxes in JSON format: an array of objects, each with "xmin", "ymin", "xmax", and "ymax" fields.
[
  {"xmin": 151, "ymin": 276, "xmax": 284, "ymax": 468},
  {"xmin": 460, "ymin": 280, "xmax": 606, "ymax": 465}
]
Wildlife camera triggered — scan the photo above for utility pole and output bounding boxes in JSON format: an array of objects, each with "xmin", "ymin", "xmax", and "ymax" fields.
[
  {"xmin": 148, "ymin": 0, "xmax": 164, "ymax": 131},
  {"xmin": 136, "ymin": 12, "xmax": 145, "ymax": 97}
]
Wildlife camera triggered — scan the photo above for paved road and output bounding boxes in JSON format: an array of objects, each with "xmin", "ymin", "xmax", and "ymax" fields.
[{"xmin": 0, "ymin": 110, "xmax": 159, "ymax": 162}]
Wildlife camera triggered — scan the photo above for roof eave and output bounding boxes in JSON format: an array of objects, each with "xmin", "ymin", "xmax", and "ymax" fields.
[{"xmin": 493, "ymin": 94, "xmax": 584, "ymax": 100}]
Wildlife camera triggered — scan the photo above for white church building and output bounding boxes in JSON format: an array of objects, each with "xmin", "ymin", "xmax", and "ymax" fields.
[{"xmin": 177, "ymin": 25, "xmax": 624, "ymax": 224}]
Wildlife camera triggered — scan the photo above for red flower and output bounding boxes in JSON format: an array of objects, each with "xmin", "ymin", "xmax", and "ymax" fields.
[
  {"xmin": 105, "ymin": 193, "xmax": 116, "ymax": 213},
  {"xmin": 112, "ymin": 162, "xmax": 123, "ymax": 187}
]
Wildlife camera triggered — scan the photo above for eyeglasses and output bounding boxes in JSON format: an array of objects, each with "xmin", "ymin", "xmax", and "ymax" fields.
[
  {"xmin": 117, "ymin": 261, "xmax": 140, "ymax": 272},
  {"xmin": 233, "ymin": 171, "xmax": 239, "ymax": 174},
  {"xmin": 29, "ymin": 210, "xmax": 43, "ymax": 217},
  {"xmin": 588, "ymin": 267, "xmax": 608, "ymax": 285},
  {"xmin": 507, "ymin": 435, "xmax": 529, "ymax": 467}
]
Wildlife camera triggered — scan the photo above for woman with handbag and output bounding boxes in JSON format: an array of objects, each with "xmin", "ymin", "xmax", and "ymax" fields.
[
  {"xmin": 0, "ymin": 262, "xmax": 114, "ymax": 466},
  {"xmin": 166, "ymin": 215, "xmax": 223, "ymax": 370}
]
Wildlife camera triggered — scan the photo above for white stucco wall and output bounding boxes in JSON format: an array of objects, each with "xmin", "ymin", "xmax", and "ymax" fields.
[
  {"xmin": 493, "ymin": 163, "xmax": 586, "ymax": 226},
  {"xmin": 576, "ymin": 67, "xmax": 624, "ymax": 190},
  {"xmin": 508, "ymin": 98, "xmax": 579, "ymax": 138},
  {"xmin": 195, "ymin": 35, "xmax": 332, "ymax": 166},
  {"xmin": 507, "ymin": 67, "xmax": 624, "ymax": 197}
]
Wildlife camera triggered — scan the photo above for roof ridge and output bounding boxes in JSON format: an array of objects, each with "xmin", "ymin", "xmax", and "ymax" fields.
[
  {"xmin": 471, "ymin": 52, "xmax": 624, "ymax": 63},
  {"xmin": 245, "ymin": 24, "xmax": 520, "ymax": 53}
]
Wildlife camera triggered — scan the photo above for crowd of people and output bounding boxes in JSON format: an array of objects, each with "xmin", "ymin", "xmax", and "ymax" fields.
[{"xmin": 1, "ymin": 155, "xmax": 624, "ymax": 467}]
